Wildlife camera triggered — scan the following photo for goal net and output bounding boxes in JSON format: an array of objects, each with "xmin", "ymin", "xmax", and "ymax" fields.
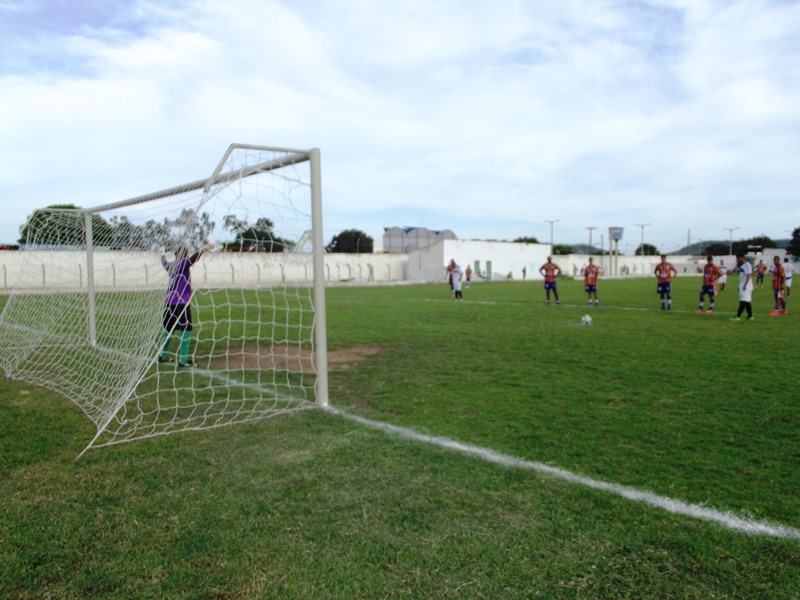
[{"xmin": 0, "ymin": 144, "xmax": 328, "ymax": 456}]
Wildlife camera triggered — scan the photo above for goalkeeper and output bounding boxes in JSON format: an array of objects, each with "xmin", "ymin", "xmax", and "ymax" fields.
[{"xmin": 158, "ymin": 243, "xmax": 213, "ymax": 367}]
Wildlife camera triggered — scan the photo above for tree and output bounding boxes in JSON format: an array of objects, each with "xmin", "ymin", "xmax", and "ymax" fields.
[
  {"xmin": 703, "ymin": 242, "xmax": 730, "ymax": 256},
  {"xmin": 18, "ymin": 204, "xmax": 113, "ymax": 247},
  {"xmin": 553, "ymin": 244, "xmax": 573, "ymax": 255},
  {"xmin": 787, "ymin": 227, "xmax": 800, "ymax": 257},
  {"xmin": 105, "ymin": 209, "xmax": 215, "ymax": 251},
  {"xmin": 513, "ymin": 236, "xmax": 539, "ymax": 244},
  {"xmin": 222, "ymin": 215, "xmax": 291, "ymax": 252},
  {"xmin": 327, "ymin": 229, "xmax": 373, "ymax": 253},
  {"xmin": 635, "ymin": 243, "xmax": 659, "ymax": 256},
  {"xmin": 731, "ymin": 235, "xmax": 778, "ymax": 256}
]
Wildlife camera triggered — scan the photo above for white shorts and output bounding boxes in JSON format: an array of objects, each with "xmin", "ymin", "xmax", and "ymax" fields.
[
  {"xmin": 718, "ymin": 275, "xmax": 727, "ymax": 285},
  {"xmin": 786, "ymin": 277, "xmax": 792, "ymax": 289},
  {"xmin": 739, "ymin": 287, "xmax": 753, "ymax": 302}
]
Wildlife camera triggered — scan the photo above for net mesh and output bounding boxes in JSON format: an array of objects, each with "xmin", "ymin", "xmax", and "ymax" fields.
[{"xmin": 0, "ymin": 146, "xmax": 321, "ymax": 453}]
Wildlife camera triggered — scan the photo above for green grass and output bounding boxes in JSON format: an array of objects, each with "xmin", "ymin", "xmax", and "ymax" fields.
[{"xmin": 2, "ymin": 278, "xmax": 800, "ymax": 598}]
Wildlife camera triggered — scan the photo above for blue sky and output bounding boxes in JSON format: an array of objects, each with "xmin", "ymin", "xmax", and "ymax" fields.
[{"xmin": 1, "ymin": 0, "xmax": 798, "ymax": 253}]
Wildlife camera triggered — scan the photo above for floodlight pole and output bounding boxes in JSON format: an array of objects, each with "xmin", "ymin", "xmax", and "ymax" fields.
[
  {"xmin": 634, "ymin": 223, "xmax": 651, "ymax": 256},
  {"xmin": 545, "ymin": 219, "xmax": 559, "ymax": 249},
  {"xmin": 586, "ymin": 226, "xmax": 596, "ymax": 254},
  {"xmin": 723, "ymin": 227, "xmax": 740, "ymax": 256}
]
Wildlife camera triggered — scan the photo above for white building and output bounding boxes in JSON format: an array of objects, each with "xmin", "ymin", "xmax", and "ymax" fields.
[
  {"xmin": 407, "ymin": 239, "xmax": 551, "ymax": 282},
  {"xmin": 382, "ymin": 226, "xmax": 457, "ymax": 254}
]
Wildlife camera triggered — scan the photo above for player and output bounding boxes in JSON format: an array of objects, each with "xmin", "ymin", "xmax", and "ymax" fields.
[
  {"xmin": 584, "ymin": 257, "xmax": 599, "ymax": 306},
  {"xmin": 695, "ymin": 255, "xmax": 722, "ymax": 313},
  {"xmin": 730, "ymin": 253, "xmax": 754, "ymax": 321},
  {"xmin": 717, "ymin": 259, "xmax": 728, "ymax": 292},
  {"xmin": 451, "ymin": 264, "xmax": 464, "ymax": 301},
  {"xmin": 654, "ymin": 255, "xmax": 677, "ymax": 311},
  {"xmin": 784, "ymin": 257, "xmax": 793, "ymax": 297},
  {"xmin": 465, "ymin": 264, "xmax": 472, "ymax": 288},
  {"xmin": 159, "ymin": 243, "xmax": 213, "ymax": 367},
  {"xmin": 539, "ymin": 256, "xmax": 561, "ymax": 304},
  {"xmin": 769, "ymin": 255, "xmax": 787, "ymax": 316},
  {"xmin": 445, "ymin": 259, "xmax": 456, "ymax": 291},
  {"xmin": 755, "ymin": 259, "xmax": 767, "ymax": 287}
]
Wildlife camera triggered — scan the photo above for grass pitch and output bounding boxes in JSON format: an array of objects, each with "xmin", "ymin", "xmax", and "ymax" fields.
[{"xmin": 2, "ymin": 277, "xmax": 799, "ymax": 598}]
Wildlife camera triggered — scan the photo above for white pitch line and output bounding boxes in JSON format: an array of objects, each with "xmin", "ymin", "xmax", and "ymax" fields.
[{"xmin": 325, "ymin": 406, "xmax": 800, "ymax": 542}]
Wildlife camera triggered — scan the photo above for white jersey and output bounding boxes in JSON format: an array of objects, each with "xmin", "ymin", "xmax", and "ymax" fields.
[
  {"xmin": 784, "ymin": 261, "xmax": 793, "ymax": 279},
  {"xmin": 738, "ymin": 261, "xmax": 753, "ymax": 290},
  {"xmin": 451, "ymin": 267, "xmax": 463, "ymax": 292}
]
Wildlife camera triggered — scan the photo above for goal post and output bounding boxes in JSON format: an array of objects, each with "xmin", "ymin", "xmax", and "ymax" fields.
[{"xmin": 0, "ymin": 144, "xmax": 329, "ymax": 455}]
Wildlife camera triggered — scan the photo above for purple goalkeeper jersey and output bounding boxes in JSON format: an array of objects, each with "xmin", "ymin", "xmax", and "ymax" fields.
[{"xmin": 164, "ymin": 257, "xmax": 195, "ymax": 305}]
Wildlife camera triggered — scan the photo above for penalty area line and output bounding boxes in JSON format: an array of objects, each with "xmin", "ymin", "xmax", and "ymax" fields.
[{"xmin": 325, "ymin": 406, "xmax": 800, "ymax": 542}]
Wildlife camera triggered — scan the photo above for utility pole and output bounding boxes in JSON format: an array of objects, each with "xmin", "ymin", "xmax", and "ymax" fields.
[
  {"xmin": 723, "ymin": 226, "xmax": 739, "ymax": 255},
  {"xmin": 586, "ymin": 226, "xmax": 596, "ymax": 254},
  {"xmin": 545, "ymin": 219, "xmax": 559, "ymax": 249},
  {"xmin": 600, "ymin": 234, "xmax": 604, "ymax": 273},
  {"xmin": 634, "ymin": 223, "xmax": 650, "ymax": 256}
]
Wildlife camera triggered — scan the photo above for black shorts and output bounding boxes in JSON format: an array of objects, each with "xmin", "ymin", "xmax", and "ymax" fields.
[{"xmin": 163, "ymin": 303, "xmax": 192, "ymax": 332}]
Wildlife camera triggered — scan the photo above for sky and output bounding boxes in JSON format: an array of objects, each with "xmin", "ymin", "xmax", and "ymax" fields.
[{"xmin": 1, "ymin": 0, "xmax": 799, "ymax": 254}]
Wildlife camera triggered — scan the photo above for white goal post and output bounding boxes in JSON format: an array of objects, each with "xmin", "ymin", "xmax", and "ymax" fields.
[{"xmin": 0, "ymin": 144, "xmax": 328, "ymax": 456}]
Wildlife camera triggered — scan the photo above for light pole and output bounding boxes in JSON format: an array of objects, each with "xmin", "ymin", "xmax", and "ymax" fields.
[
  {"xmin": 586, "ymin": 226, "xmax": 596, "ymax": 254},
  {"xmin": 723, "ymin": 227, "xmax": 739, "ymax": 255},
  {"xmin": 634, "ymin": 223, "xmax": 651, "ymax": 256},
  {"xmin": 545, "ymin": 219, "xmax": 559, "ymax": 249}
]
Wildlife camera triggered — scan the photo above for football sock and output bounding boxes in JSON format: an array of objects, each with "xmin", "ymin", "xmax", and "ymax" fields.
[
  {"xmin": 160, "ymin": 331, "xmax": 171, "ymax": 359},
  {"xmin": 179, "ymin": 331, "xmax": 191, "ymax": 364}
]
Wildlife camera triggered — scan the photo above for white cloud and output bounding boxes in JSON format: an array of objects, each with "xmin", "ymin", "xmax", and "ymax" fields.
[{"xmin": 0, "ymin": 0, "xmax": 798, "ymax": 250}]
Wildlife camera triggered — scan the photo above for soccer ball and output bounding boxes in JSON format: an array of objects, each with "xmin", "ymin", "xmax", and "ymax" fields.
[{"xmin": 581, "ymin": 314, "xmax": 593, "ymax": 326}]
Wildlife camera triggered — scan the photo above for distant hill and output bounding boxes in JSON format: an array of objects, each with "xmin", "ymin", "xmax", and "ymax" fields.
[
  {"xmin": 552, "ymin": 239, "xmax": 792, "ymax": 256},
  {"xmin": 529, "ymin": 239, "xmax": 790, "ymax": 256},
  {"xmin": 672, "ymin": 239, "xmax": 790, "ymax": 255}
]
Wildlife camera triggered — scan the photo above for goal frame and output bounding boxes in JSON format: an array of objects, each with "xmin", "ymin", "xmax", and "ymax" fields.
[{"xmin": 77, "ymin": 144, "xmax": 328, "ymax": 410}]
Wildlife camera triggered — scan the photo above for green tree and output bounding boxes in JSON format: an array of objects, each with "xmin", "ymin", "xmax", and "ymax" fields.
[
  {"xmin": 513, "ymin": 236, "xmax": 539, "ymax": 244},
  {"xmin": 703, "ymin": 242, "xmax": 730, "ymax": 256},
  {"xmin": 635, "ymin": 243, "xmax": 660, "ymax": 256},
  {"xmin": 106, "ymin": 209, "xmax": 215, "ymax": 251},
  {"xmin": 222, "ymin": 216, "xmax": 290, "ymax": 252},
  {"xmin": 18, "ymin": 204, "xmax": 113, "ymax": 247},
  {"xmin": 553, "ymin": 244, "xmax": 573, "ymax": 255},
  {"xmin": 732, "ymin": 235, "xmax": 777, "ymax": 256},
  {"xmin": 327, "ymin": 229, "xmax": 373, "ymax": 253},
  {"xmin": 787, "ymin": 227, "xmax": 800, "ymax": 257}
]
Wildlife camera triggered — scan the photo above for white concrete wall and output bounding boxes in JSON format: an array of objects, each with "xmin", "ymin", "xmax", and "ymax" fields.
[
  {"xmin": 0, "ymin": 248, "xmax": 788, "ymax": 291},
  {"xmin": 0, "ymin": 251, "xmax": 408, "ymax": 291},
  {"xmin": 559, "ymin": 254, "xmax": 745, "ymax": 278}
]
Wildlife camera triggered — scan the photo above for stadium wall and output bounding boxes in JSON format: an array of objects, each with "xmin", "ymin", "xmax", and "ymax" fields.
[
  {"xmin": 0, "ymin": 251, "xmax": 408, "ymax": 291},
  {"xmin": 0, "ymin": 249, "xmax": 784, "ymax": 291}
]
